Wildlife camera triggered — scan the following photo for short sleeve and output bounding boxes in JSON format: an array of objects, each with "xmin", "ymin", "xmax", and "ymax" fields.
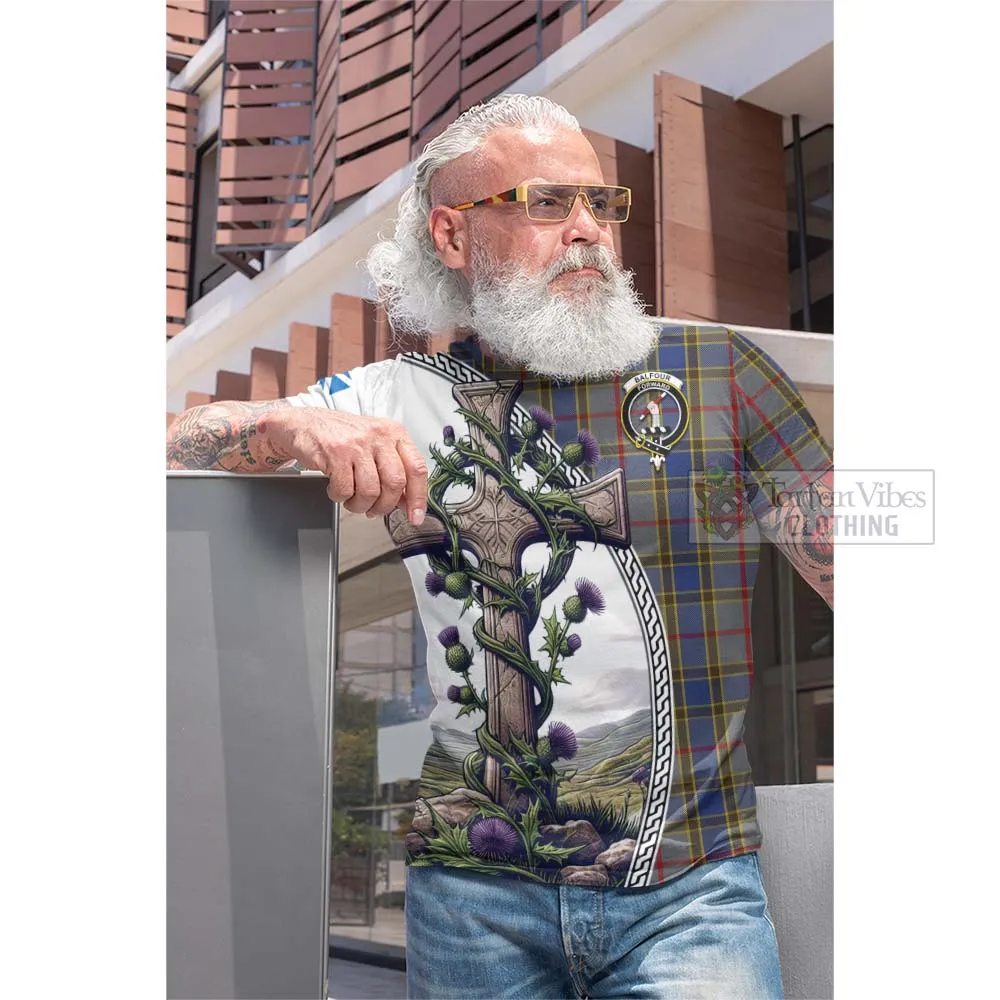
[
  {"xmin": 729, "ymin": 329, "xmax": 832, "ymax": 522},
  {"xmin": 288, "ymin": 357, "xmax": 398, "ymax": 418}
]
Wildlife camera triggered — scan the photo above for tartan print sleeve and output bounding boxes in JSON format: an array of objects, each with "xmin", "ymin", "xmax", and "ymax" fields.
[
  {"xmin": 729, "ymin": 328, "xmax": 832, "ymax": 516},
  {"xmin": 730, "ymin": 329, "xmax": 834, "ymax": 605}
]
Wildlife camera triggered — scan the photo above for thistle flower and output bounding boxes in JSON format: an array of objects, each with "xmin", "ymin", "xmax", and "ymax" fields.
[
  {"xmin": 446, "ymin": 685, "xmax": 475, "ymax": 704},
  {"xmin": 546, "ymin": 721, "xmax": 578, "ymax": 761},
  {"xmin": 631, "ymin": 763, "xmax": 651, "ymax": 787},
  {"xmin": 437, "ymin": 626, "xmax": 460, "ymax": 647},
  {"xmin": 529, "ymin": 406, "xmax": 555, "ymax": 432},
  {"xmin": 468, "ymin": 817, "xmax": 521, "ymax": 860},
  {"xmin": 425, "ymin": 571, "xmax": 446, "ymax": 597},
  {"xmin": 578, "ymin": 430, "xmax": 600, "ymax": 465},
  {"xmin": 561, "ymin": 430, "xmax": 601, "ymax": 468},
  {"xmin": 442, "ymin": 425, "xmax": 456, "ymax": 446},
  {"xmin": 576, "ymin": 578, "xmax": 605, "ymax": 613},
  {"xmin": 562, "ymin": 578, "xmax": 606, "ymax": 623},
  {"xmin": 560, "ymin": 633, "xmax": 583, "ymax": 657},
  {"xmin": 522, "ymin": 406, "xmax": 554, "ymax": 440},
  {"xmin": 444, "ymin": 571, "xmax": 472, "ymax": 599}
]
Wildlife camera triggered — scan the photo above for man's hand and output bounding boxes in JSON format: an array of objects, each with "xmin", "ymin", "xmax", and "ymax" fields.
[
  {"xmin": 263, "ymin": 407, "xmax": 427, "ymax": 524},
  {"xmin": 166, "ymin": 399, "xmax": 427, "ymax": 526}
]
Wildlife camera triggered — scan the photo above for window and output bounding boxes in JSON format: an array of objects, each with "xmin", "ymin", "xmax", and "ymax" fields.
[
  {"xmin": 330, "ymin": 555, "xmax": 427, "ymax": 950},
  {"xmin": 746, "ymin": 546, "xmax": 834, "ymax": 785},
  {"xmin": 188, "ymin": 140, "xmax": 239, "ymax": 307},
  {"xmin": 786, "ymin": 124, "xmax": 833, "ymax": 334},
  {"xmin": 208, "ymin": 1, "xmax": 227, "ymax": 34}
]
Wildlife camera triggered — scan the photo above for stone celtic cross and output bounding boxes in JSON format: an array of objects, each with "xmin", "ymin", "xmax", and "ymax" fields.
[{"xmin": 387, "ymin": 380, "xmax": 630, "ymax": 803}]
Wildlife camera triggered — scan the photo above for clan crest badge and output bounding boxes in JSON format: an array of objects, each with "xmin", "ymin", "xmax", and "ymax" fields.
[{"xmin": 620, "ymin": 371, "xmax": 690, "ymax": 469}]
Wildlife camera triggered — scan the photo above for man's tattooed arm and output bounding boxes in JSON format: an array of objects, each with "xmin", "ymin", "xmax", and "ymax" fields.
[
  {"xmin": 166, "ymin": 399, "xmax": 295, "ymax": 472},
  {"xmin": 758, "ymin": 467, "xmax": 834, "ymax": 609}
]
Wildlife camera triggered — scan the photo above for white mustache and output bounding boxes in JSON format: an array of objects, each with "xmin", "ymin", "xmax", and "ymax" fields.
[{"xmin": 546, "ymin": 245, "xmax": 616, "ymax": 281}]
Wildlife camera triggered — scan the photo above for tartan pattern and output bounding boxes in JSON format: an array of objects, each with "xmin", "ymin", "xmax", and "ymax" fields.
[{"xmin": 445, "ymin": 323, "xmax": 832, "ymax": 883}]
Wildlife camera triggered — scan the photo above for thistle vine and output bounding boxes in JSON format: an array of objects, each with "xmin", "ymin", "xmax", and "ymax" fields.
[{"xmin": 422, "ymin": 405, "xmax": 607, "ymax": 823}]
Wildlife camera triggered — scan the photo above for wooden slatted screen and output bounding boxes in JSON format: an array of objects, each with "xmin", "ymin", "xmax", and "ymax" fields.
[
  {"xmin": 541, "ymin": 0, "xmax": 584, "ymax": 59},
  {"xmin": 653, "ymin": 72, "xmax": 789, "ymax": 328},
  {"xmin": 411, "ymin": 0, "xmax": 462, "ymax": 154},
  {"xmin": 287, "ymin": 322, "xmax": 331, "ymax": 396},
  {"xmin": 215, "ymin": 369, "xmax": 250, "ymax": 401},
  {"xmin": 460, "ymin": 1, "xmax": 539, "ymax": 112},
  {"xmin": 581, "ymin": 128, "xmax": 657, "ymax": 312},
  {"xmin": 167, "ymin": 89, "xmax": 199, "ymax": 338},
  {"xmin": 167, "ymin": 0, "xmax": 209, "ymax": 73},
  {"xmin": 314, "ymin": 1, "xmax": 603, "ymax": 221},
  {"xmin": 215, "ymin": 1, "xmax": 319, "ymax": 261},
  {"xmin": 331, "ymin": 1, "xmax": 416, "ymax": 205},
  {"xmin": 168, "ymin": 0, "xmax": 617, "ymax": 302},
  {"xmin": 310, "ymin": 1, "xmax": 343, "ymax": 230},
  {"xmin": 586, "ymin": 0, "xmax": 622, "ymax": 26}
]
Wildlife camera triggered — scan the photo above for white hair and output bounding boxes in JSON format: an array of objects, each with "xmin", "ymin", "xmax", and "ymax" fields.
[{"xmin": 364, "ymin": 94, "xmax": 582, "ymax": 334}]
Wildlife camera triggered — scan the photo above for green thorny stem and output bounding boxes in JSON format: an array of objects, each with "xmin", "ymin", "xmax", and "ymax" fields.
[
  {"xmin": 544, "ymin": 617, "xmax": 575, "ymax": 687},
  {"xmin": 532, "ymin": 455, "xmax": 569, "ymax": 494},
  {"xmin": 458, "ymin": 668, "xmax": 488, "ymax": 714},
  {"xmin": 476, "ymin": 727, "xmax": 561, "ymax": 819},
  {"xmin": 429, "ymin": 412, "xmax": 595, "ymax": 806}
]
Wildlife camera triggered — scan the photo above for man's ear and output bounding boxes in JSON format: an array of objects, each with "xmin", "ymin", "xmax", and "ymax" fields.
[{"xmin": 429, "ymin": 206, "xmax": 468, "ymax": 271}]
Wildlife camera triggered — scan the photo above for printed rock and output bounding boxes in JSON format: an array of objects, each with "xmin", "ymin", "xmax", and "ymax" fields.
[
  {"xmin": 539, "ymin": 820, "xmax": 606, "ymax": 866},
  {"xmin": 411, "ymin": 788, "xmax": 491, "ymax": 836},
  {"xmin": 595, "ymin": 839, "xmax": 637, "ymax": 873},
  {"xmin": 557, "ymin": 864, "xmax": 610, "ymax": 887}
]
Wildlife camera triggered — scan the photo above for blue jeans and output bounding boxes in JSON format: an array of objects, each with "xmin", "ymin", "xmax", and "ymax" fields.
[{"xmin": 404, "ymin": 852, "xmax": 783, "ymax": 999}]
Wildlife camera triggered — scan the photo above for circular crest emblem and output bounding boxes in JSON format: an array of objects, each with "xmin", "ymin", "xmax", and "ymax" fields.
[{"xmin": 620, "ymin": 371, "xmax": 690, "ymax": 469}]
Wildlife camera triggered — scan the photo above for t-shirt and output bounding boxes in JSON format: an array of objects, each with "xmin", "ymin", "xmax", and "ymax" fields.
[{"xmin": 291, "ymin": 323, "xmax": 832, "ymax": 889}]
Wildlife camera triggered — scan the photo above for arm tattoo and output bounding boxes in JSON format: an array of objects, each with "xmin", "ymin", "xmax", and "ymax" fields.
[
  {"xmin": 760, "ymin": 468, "xmax": 834, "ymax": 609},
  {"xmin": 166, "ymin": 399, "xmax": 292, "ymax": 472}
]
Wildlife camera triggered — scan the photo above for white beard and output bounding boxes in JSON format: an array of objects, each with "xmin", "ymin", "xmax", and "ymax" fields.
[{"xmin": 467, "ymin": 243, "xmax": 659, "ymax": 382}]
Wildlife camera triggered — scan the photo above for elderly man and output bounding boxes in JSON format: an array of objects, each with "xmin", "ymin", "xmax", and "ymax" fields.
[{"xmin": 167, "ymin": 94, "xmax": 832, "ymax": 999}]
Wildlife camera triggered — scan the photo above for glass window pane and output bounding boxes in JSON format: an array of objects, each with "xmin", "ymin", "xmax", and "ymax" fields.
[
  {"xmin": 786, "ymin": 125, "xmax": 834, "ymax": 334},
  {"xmin": 329, "ymin": 553, "xmax": 424, "ymax": 954},
  {"xmin": 746, "ymin": 544, "xmax": 834, "ymax": 787},
  {"xmin": 189, "ymin": 142, "xmax": 239, "ymax": 306}
]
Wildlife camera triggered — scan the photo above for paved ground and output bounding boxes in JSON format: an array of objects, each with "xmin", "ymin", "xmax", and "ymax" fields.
[
  {"xmin": 331, "ymin": 908, "xmax": 406, "ymax": 948},
  {"xmin": 328, "ymin": 957, "xmax": 406, "ymax": 999}
]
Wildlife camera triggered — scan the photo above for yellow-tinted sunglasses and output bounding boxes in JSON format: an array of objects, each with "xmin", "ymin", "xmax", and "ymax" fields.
[{"xmin": 449, "ymin": 183, "xmax": 632, "ymax": 223}]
